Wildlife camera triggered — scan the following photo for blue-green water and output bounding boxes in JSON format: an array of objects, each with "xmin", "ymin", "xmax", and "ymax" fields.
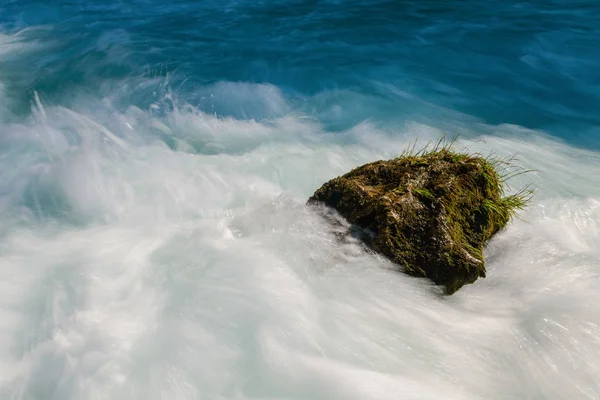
[
  {"xmin": 0, "ymin": 1, "xmax": 599, "ymax": 399},
  {"xmin": 3, "ymin": 0, "xmax": 600, "ymax": 143}
]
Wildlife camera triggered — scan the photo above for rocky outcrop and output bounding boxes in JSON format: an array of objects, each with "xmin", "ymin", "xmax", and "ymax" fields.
[{"xmin": 309, "ymin": 147, "xmax": 528, "ymax": 294}]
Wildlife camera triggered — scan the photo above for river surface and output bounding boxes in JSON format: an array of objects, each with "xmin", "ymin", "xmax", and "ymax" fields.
[{"xmin": 0, "ymin": 1, "xmax": 599, "ymax": 399}]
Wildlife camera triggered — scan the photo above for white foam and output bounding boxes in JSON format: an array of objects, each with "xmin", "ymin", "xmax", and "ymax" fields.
[
  {"xmin": 0, "ymin": 27, "xmax": 49, "ymax": 58},
  {"xmin": 0, "ymin": 87, "xmax": 598, "ymax": 399}
]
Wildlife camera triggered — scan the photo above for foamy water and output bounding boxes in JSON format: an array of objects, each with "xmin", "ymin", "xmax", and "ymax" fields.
[{"xmin": 1, "ymin": 13, "xmax": 600, "ymax": 400}]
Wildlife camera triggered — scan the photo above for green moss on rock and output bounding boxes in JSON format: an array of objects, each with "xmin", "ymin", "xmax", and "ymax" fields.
[{"xmin": 308, "ymin": 145, "xmax": 530, "ymax": 294}]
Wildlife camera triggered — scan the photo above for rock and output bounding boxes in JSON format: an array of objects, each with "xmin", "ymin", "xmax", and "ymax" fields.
[{"xmin": 308, "ymin": 147, "xmax": 528, "ymax": 294}]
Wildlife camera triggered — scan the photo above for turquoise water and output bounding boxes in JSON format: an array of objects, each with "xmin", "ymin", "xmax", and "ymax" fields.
[
  {"xmin": 0, "ymin": 1, "xmax": 599, "ymax": 399},
  {"xmin": 3, "ymin": 1, "xmax": 600, "ymax": 141}
]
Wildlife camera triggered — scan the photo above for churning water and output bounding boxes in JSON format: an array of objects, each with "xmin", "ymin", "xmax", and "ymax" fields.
[{"xmin": 0, "ymin": 1, "xmax": 599, "ymax": 399}]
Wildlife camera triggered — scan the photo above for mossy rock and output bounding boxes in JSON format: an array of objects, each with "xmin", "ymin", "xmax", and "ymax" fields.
[{"xmin": 308, "ymin": 147, "xmax": 528, "ymax": 294}]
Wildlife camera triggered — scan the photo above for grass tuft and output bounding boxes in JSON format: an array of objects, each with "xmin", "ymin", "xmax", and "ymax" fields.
[{"xmin": 396, "ymin": 135, "xmax": 534, "ymax": 228}]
